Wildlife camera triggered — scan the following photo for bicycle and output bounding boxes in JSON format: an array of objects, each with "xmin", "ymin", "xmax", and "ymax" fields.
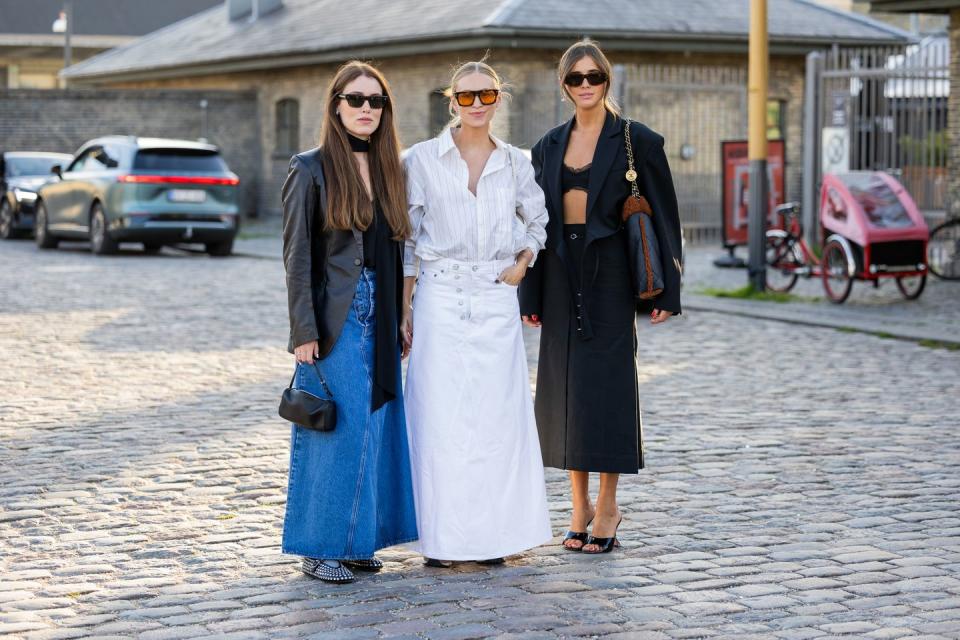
[
  {"xmin": 765, "ymin": 197, "xmax": 926, "ymax": 303},
  {"xmin": 927, "ymin": 216, "xmax": 960, "ymax": 280}
]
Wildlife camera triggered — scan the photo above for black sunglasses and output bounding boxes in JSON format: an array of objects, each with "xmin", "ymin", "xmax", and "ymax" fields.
[
  {"xmin": 337, "ymin": 93, "xmax": 389, "ymax": 109},
  {"xmin": 563, "ymin": 71, "xmax": 608, "ymax": 87},
  {"xmin": 453, "ymin": 89, "xmax": 500, "ymax": 107}
]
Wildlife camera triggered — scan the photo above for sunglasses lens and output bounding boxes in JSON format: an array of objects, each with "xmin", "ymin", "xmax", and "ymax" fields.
[
  {"xmin": 586, "ymin": 72, "xmax": 607, "ymax": 86},
  {"xmin": 565, "ymin": 72, "xmax": 608, "ymax": 86},
  {"xmin": 478, "ymin": 90, "xmax": 498, "ymax": 105},
  {"xmin": 341, "ymin": 94, "xmax": 387, "ymax": 109},
  {"xmin": 456, "ymin": 92, "xmax": 475, "ymax": 107}
]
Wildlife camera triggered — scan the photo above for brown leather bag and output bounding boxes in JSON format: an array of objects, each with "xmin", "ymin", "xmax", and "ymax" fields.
[{"xmin": 621, "ymin": 119, "xmax": 664, "ymax": 301}]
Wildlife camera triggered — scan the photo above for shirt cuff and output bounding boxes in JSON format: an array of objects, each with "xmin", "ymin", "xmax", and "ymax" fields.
[
  {"xmin": 403, "ymin": 256, "xmax": 419, "ymax": 278},
  {"xmin": 523, "ymin": 240, "xmax": 540, "ymax": 267}
]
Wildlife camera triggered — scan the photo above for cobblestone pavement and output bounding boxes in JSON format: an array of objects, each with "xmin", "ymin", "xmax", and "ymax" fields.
[{"xmin": 1, "ymin": 237, "xmax": 959, "ymax": 640}]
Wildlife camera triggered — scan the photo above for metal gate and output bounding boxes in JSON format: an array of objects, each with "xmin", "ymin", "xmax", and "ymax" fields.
[
  {"xmin": 511, "ymin": 64, "xmax": 749, "ymax": 246},
  {"xmin": 804, "ymin": 39, "xmax": 949, "ymax": 236}
]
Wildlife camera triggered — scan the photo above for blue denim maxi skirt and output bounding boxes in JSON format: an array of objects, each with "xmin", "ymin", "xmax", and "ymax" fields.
[{"xmin": 281, "ymin": 269, "xmax": 419, "ymax": 560}]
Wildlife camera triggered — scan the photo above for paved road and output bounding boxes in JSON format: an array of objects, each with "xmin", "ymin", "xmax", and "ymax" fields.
[{"xmin": 1, "ymin": 238, "xmax": 959, "ymax": 640}]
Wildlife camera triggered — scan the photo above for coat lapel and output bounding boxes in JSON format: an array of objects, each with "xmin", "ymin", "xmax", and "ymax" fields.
[
  {"xmin": 585, "ymin": 111, "xmax": 622, "ymax": 219},
  {"xmin": 544, "ymin": 117, "xmax": 573, "ymax": 218}
]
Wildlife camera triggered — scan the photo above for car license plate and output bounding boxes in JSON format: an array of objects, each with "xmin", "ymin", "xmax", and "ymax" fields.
[{"xmin": 167, "ymin": 189, "xmax": 206, "ymax": 203}]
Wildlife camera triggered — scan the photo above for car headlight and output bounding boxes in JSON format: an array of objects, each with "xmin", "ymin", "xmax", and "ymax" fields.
[{"xmin": 13, "ymin": 188, "xmax": 38, "ymax": 203}]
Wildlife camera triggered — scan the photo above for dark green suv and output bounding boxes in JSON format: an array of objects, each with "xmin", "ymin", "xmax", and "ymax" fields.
[{"xmin": 35, "ymin": 136, "xmax": 240, "ymax": 256}]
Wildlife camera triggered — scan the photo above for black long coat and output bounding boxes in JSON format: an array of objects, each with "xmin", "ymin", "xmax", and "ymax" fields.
[{"xmin": 519, "ymin": 112, "xmax": 682, "ymax": 473}]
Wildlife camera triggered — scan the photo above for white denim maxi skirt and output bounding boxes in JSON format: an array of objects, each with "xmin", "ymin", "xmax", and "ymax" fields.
[{"xmin": 404, "ymin": 257, "xmax": 553, "ymax": 560}]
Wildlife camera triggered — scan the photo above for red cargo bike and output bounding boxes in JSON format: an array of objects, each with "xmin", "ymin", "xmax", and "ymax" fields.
[{"xmin": 765, "ymin": 171, "xmax": 929, "ymax": 303}]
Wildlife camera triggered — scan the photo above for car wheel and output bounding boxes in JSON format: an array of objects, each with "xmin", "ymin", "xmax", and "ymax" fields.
[
  {"xmin": 34, "ymin": 201, "xmax": 59, "ymax": 249},
  {"xmin": 206, "ymin": 239, "xmax": 233, "ymax": 257},
  {"xmin": 89, "ymin": 203, "xmax": 118, "ymax": 255},
  {"xmin": 0, "ymin": 198, "xmax": 16, "ymax": 240},
  {"xmin": 143, "ymin": 242, "xmax": 163, "ymax": 255}
]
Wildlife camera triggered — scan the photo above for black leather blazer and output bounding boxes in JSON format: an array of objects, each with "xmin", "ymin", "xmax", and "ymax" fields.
[{"xmin": 281, "ymin": 147, "xmax": 365, "ymax": 355}]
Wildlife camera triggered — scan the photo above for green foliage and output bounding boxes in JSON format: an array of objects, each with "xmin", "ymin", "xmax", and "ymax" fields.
[
  {"xmin": 918, "ymin": 339, "xmax": 960, "ymax": 351},
  {"xmin": 898, "ymin": 130, "xmax": 949, "ymax": 168},
  {"xmin": 700, "ymin": 284, "xmax": 799, "ymax": 303}
]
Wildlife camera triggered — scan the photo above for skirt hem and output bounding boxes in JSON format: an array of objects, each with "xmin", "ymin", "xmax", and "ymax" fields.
[
  {"xmin": 281, "ymin": 533, "xmax": 420, "ymax": 561},
  {"xmin": 411, "ymin": 531, "xmax": 554, "ymax": 561}
]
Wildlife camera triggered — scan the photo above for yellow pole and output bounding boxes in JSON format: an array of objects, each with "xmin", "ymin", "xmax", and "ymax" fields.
[{"xmin": 747, "ymin": 0, "xmax": 769, "ymax": 290}]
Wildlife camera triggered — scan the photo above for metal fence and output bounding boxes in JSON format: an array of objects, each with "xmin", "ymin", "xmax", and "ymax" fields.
[{"xmin": 809, "ymin": 39, "xmax": 949, "ymax": 223}]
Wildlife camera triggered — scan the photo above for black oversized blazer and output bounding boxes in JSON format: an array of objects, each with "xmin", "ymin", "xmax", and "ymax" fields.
[
  {"xmin": 280, "ymin": 147, "xmax": 403, "ymax": 356},
  {"xmin": 519, "ymin": 112, "xmax": 683, "ymax": 320}
]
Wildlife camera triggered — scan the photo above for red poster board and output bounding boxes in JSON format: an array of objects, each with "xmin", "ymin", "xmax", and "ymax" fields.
[{"xmin": 721, "ymin": 140, "xmax": 786, "ymax": 248}]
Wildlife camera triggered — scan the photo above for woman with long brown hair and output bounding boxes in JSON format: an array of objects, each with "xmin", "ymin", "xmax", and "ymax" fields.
[
  {"xmin": 280, "ymin": 61, "xmax": 417, "ymax": 583},
  {"xmin": 519, "ymin": 40, "xmax": 683, "ymax": 554}
]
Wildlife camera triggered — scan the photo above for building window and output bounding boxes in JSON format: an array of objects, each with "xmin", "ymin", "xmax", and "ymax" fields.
[
  {"xmin": 0, "ymin": 66, "xmax": 7, "ymax": 89},
  {"xmin": 767, "ymin": 99, "xmax": 786, "ymax": 140},
  {"xmin": 429, "ymin": 90, "xmax": 449, "ymax": 137},
  {"xmin": 275, "ymin": 98, "xmax": 299, "ymax": 155}
]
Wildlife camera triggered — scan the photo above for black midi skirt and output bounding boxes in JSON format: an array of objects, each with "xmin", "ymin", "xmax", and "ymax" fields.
[{"xmin": 534, "ymin": 226, "xmax": 643, "ymax": 473}]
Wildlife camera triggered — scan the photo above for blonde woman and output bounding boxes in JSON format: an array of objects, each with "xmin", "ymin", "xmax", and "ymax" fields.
[
  {"xmin": 519, "ymin": 40, "xmax": 683, "ymax": 554},
  {"xmin": 402, "ymin": 60, "xmax": 552, "ymax": 566}
]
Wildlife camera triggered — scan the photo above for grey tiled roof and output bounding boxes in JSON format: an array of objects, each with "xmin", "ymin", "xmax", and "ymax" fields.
[{"xmin": 63, "ymin": 0, "xmax": 911, "ymax": 80}]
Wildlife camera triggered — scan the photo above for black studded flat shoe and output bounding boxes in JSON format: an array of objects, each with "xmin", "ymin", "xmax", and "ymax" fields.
[
  {"xmin": 582, "ymin": 516, "xmax": 623, "ymax": 555},
  {"xmin": 300, "ymin": 558, "xmax": 355, "ymax": 583},
  {"xmin": 563, "ymin": 515, "xmax": 595, "ymax": 551},
  {"xmin": 343, "ymin": 557, "xmax": 383, "ymax": 572},
  {"xmin": 424, "ymin": 557, "xmax": 454, "ymax": 568},
  {"xmin": 476, "ymin": 557, "xmax": 504, "ymax": 565}
]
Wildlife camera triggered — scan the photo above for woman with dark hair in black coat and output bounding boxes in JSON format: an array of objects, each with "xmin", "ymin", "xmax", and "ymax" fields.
[{"xmin": 520, "ymin": 39, "xmax": 683, "ymax": 554}]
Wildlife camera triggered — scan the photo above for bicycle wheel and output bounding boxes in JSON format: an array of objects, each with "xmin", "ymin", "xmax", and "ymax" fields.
[
  {"xmin": 896, "ymin": 273, "xmax": 926, "ymax": 300},
  {"xmin": 765, "ymin": 229, "xmax": 801, "ymax": 293},
  {"xmin": 928, "ymin": 218, "xmax": 960, "ymax": 280},
  {"xmin": 821, "ymin": 237, "xmax": 855, "ymax": 304}
]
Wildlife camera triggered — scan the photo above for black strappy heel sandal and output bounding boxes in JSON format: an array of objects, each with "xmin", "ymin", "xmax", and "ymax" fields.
[
  {"xmin": 343, "ymin": 557, "xmax": 383, "ymax": 572},
  {"xmin": 424, "ymin": 557, "xmax": 454, "ymax": 568},
  {"xmin": 582, "ymin": 516, "xmax": 622, "ymax": 554},
  {"xmin": 563, "ymin": 515, "xmax": 595, "ymax": 551}
]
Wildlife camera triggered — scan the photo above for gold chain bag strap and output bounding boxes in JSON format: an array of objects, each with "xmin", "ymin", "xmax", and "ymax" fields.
[{"xmin": 621, "ymin": 119, "xmax": 665, "ymax": 300}]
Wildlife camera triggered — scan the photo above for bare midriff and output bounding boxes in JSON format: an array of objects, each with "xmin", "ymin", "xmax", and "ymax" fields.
[{"xmin": 562, "ymin": 189, "xmax": 588, "ymax": 224}]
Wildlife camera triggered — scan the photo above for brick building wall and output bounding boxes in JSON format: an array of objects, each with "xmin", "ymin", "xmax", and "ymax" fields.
[
  {"xmin": 951, "ymin": 10, "xmax": 960, "ymax": 216},
  {"xmin": 107, "ymin": 48, "xmax": 807, "ymax": 235},
  {"xmin": 0, "ymin": 88, "xmax": 260, "ymax": 213}
]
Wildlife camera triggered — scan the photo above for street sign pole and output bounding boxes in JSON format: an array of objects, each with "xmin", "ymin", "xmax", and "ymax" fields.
[
  {"xmin": 747, "ymin": 0, "xmax": 768, "ymax": 291},
  {"xmin": 64, "ymin": 1, "xmax": 73, "ymax": 69}
]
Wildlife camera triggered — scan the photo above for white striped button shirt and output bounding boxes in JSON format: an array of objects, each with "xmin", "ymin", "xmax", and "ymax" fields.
[{"xmin": 402, "ymin": 127, "xmax": 548, "ymax": 277}]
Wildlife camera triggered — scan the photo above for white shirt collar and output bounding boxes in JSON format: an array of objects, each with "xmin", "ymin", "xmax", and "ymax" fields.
[{"xmin": 437, "ymin": 126, "xmax": 509, "ymax": 159}]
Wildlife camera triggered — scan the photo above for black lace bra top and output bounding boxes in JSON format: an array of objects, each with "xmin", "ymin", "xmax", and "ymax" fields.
[{"xmin": 561, "ymin": 163, "xmax": 590, "ymax": 193}]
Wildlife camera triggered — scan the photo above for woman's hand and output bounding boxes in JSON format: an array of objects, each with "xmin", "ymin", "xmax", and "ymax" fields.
[
  {"xmin": 497, "ymin": 263, "xmax": 527, "ymax": 286},
  {"xmin": 294, "ymin": 340, "xmax": 320, "ymax": 364},
  {"xmin": 521, "ymin": 314, "xmax": 541, "ymax": 328},
  {"xmin": 498, "ymin": 249, "xmax": 533, "ymax": 286},
  {"xmin": 650, "ymin": 309, "xmax": 674, "ymax": 325},
  {"xmin": 400, "ymin": 309, "xmax": 413, "ymax": 359}
]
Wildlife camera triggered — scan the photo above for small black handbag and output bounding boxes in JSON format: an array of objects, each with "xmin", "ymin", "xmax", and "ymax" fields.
[
  {"xmin": 621, "ymin": 119, "xmax": 665, "ymax": 301},
  {"xmin": 278, "ymin": 363, "xmax": 337, "ymax": 432}
]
